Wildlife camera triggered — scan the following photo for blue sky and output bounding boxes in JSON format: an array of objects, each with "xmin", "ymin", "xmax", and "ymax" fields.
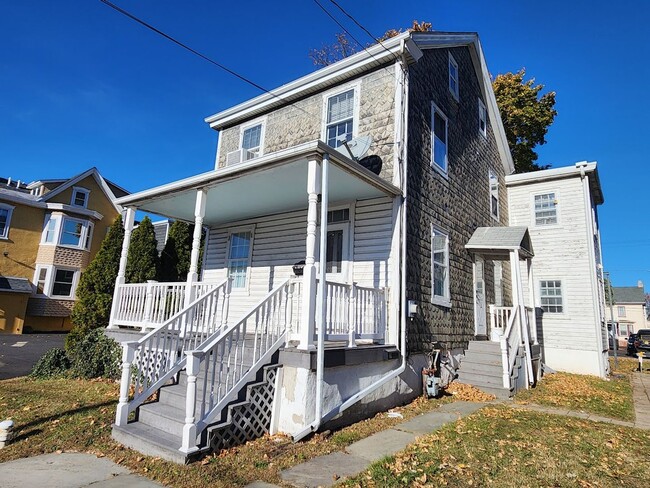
[{"xmin": 1, "ymin": 1, "xmax": 648, "ymax": 287}]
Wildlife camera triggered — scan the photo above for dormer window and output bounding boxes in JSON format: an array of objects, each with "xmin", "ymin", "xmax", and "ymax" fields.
[{"xmin": 71, "ymin": 187, "xmax": 89, "ymax": 208}]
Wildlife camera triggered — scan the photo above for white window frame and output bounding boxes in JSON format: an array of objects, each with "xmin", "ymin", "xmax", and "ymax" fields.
[
  {"xmin": 430, "ymin": 102, "xmax": 449, "ymax": 176},
  {"xmin": 59, "ymin": 216, "xmax": 93, "ymax": 250},
  {"xmin": 315, "ymin": 205, "xmax": 352, "ymax": 283},
  {"xmin": 71, "ymin": 186, "xmax": 90, "ymax": 208},
  {"xmin": 618, "ymin": 306, "xmax": 626, "ymax": 317},
  {"xmin": 321, "ymin": 81, "xmax": 361, "ymax": 149},
  {"xmin": 539, "ymin": 280, "xmax": 564, "ymax": 314},
  {"xmin": 448, "ymin": 53, "xmax": 459, "ymax": 101},
  {"xmin": 41, "ymin": 214, "xmax": 93, "ymax": 250},
  {"xmin": 489, "ymin": 169, "xmax": 499, "ymax": 221},
  {"xmin": 239, "ymin": 117, "xmax": 266, "ymax": 162},
  {"xmin": 431, "ymin": 225, "xmax": 451, "ymax": 308},
  {"xmin": 532, "ymin": 192, "xmax": 559, "ymax": 227},
  {"xmin": 478, "ymin": 98, "xmax": 487, "ymax": 138},
  {"xmin": 226, "ymin": 226, "xmax": 255, "ymax": 292},
  {"xmin": 32, "ymin": 265, "xmax": 80, "ymax": 300},
  {"xmin": 0, "ymin": 203, "xmax": 15, "ymax": 239}
]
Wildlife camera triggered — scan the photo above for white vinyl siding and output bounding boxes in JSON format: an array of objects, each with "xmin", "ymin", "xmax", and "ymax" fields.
[
  {"xmin": 534, "ymin": 192, "xmax": 558, "ymax": 226},
  {"xmin": 202, "ymin": 197, "xmax": 394, "ymax": 322},
  {"xmin": 540, "ymin": 280, "xmax": 563, "ymax": 313},
  {"xmin": 507, "ymin": 176, "xmax": 601, "ymax": 353}
]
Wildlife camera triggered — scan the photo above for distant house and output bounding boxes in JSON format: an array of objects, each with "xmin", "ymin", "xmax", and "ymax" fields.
[
  {"xmin": 0, "ymin": 168, "xmax": 127, "ymax": 333},
  {"xmin": 506, "ymin": 162, "xmax": 608, "ymax": 377},
  {"xmin": 606, "ymin": 284, "xmax": 648, "ymax": 338}
]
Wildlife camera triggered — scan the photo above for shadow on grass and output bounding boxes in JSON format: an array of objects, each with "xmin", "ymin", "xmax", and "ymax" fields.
[{"xmin": 17, "ymin": 399, "xmax": 116, "ymax": 431}]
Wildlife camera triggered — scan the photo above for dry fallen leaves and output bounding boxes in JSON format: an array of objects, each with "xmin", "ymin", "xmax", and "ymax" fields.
[{"xmin": 444, "ymin": 382, "xmax": 496, "ymax": 402}]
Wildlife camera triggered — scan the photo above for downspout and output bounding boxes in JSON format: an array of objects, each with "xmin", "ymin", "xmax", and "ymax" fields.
[
  {"xmin": 578, "ymin": 162, "xmax": 607, "ymax": 377},
  {"xmin": 293, "ymin": 40, "xmax": 410, "ymax": 441}
]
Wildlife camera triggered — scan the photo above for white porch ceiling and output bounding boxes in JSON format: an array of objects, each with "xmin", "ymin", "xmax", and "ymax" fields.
[{"xmin": 117, "ymin": 142, "xmax": 401, "ymax": 227}]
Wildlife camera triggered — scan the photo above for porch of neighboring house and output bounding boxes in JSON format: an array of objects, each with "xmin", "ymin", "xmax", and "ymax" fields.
[
  {"xmin": 106, "ymin": 141, "xmax": 405, "ymax": 463},
  {"xmin": 457, "ymin": 226, "xmax": 541, "ymax": 399}
]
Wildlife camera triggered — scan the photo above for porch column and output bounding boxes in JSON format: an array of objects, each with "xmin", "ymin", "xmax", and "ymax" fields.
[
  {"xmin": 185, "ymin": 188, "xmax": 207, "ymax": 307},
  {"xmin": 298, "ymin": 159, "xmax": 321, "ymax": 350},
  {"xmin": 107, "ymin": 207, "xmax": 136, "ymax": 329},
  {"xmin": 527, "ymin": 258, "xmax": 538, "ymax": 345},
  {"xmin": 509, "ymin": 250, "xmax": 527, "ymax": 339}
]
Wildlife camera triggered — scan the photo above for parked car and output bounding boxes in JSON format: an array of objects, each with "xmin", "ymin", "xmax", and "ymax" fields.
[
  {"xmin": 627, "ymin": 334, "xmax": 638, "ymax": 356},
  {"xmin": 636, "ymin": 330, "xmax": 650, "ymax": 356}
]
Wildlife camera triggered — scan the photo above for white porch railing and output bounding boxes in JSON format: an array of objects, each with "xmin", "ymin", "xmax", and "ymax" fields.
[
  {"xmin": 114, "ymin": 278, "xmax": 231, "ymax": 426},
  {"xmin": 110, "ymin": 280, "xmax": 222, "ymax": 330},
  {"xmin": 180, "ymin": 278, "xmax": 296, "ymax": 453},
  {"xmin": 498, "ymin": 306, "xmax": 521, "ymax": 388},
  {"xmin": 318, "ymin": 280, "xmax": 387, "ymax": 346}
]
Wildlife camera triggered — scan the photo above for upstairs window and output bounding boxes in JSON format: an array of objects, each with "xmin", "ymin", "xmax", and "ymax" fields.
[
  {"xmin": 534, "ymin": 193, "xmax": 558, "ymax": 226},
  {"xmin": 478, "ymin": 98, "xmax": 487, "ymax": 138},
  {"xmin": 325, "ymin": 88, "xmax": 355, "ymax": 148},
  {"xmin": 540, "ymin": 280, "xmax": 563, "ymax": 313},
  {"xmin": 71, "ymin": 187, "xmax": 89, "ymax": 208},
  {"xmin": 489, "ymin": 170, "xmax": 499, "ymax": 220},
  {"xmin": 431, "ymin": 226, "xmax": 451, "ymax": 307},
  {"xmin": 43, "ymin": 215, "xmax": 93, "ymax": 250},
  {"xmin": 227, "ymin": 231, "xmax": 253, "ymax": 289},
  {"xmin": 241, "ymin": 123, "xmax": 263, "ymax": 161},
  {"xmin": 43, "ymin": 215, "xmax": 58, "ymax": 243},
  {"xmin": 618, "ymin": 306, "xmax": 626, "ymax": 317},
  {"xmin": 431, "ymin": 103, "xmax": 448, "ymax": 173},
  {"xmin": 0, "ymin": 204, "xmax": 14, "ymax": 239},
  {"xmin": 448, "ymin": 53, "xmax": 459, "ymax": 100}
]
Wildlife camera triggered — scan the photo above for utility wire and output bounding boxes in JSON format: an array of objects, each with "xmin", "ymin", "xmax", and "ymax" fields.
[
  {"xmin": 99, "ymin": 0, "xmax": 314, "ymax": 119},
  {"xmin": 312, "ymin": 0, "xmax": 366, "ymax": 52},
  {"xmin": 327, "ymin": 0, "xmax": 400, "ymax": 63}
]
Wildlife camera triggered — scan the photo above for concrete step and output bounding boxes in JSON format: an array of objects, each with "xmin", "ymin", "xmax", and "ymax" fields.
[
  {"xmin": 138, "ymin": 402, "xmax": 185, "ymax": 438},
  {"xmin": 455, "ymin": 376, "xmax": 513, "ymax": 399},
  {"xmin": 457, "ymin": 370, "xmax": 506, "ymax": 387},
  {"xmin": 458, "ymin": 361, "xmax": 503, "ymax": 378},
  {"xmin": 112, "ymin": 423, "xmax": 189, "ymax": 464},
  {"xmin": 467, "ymin": 341, "xmax": 502, "ymax": 353},
  {"xmin": 462, "ymin": 351, "xmax": 502, "ymax": 366}
]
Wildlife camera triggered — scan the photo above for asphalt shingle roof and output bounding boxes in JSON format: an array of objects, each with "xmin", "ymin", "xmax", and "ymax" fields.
[
  {"xmin": 0, "ymin": 276, "xmax": 33, "ymax": 294},
  {"xmin": 613, "ymin": 286, "xmax": 646, "ymax": 304}
]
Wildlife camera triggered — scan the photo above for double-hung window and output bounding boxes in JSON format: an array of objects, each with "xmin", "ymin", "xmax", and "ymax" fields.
[
  {"xmin": 71, "ymin": 187, "xmax": 90, "ymax": 208},
  {"xmin": 431, "ymin": 226, "xmax": 451, "ymax": 306},
  {"xmin": 325, "ymin": 88, "xmax": 355, "ymax": 148},
  {"xmin": 534, "ymin": 193, "xmax": 558, "ymax": 226},
  {"xmin": 449, "ymin": 53, "xmax": 459, "ymax": 100},
  {"xmin": 431, "ymin": 103, "xmax": 448, "ymax": 173},
  {"xmin": 42, "ymin": 215, "xmax": 93, "ymax": 250},
  {"xmin": 52, "ymin": 268, "xmax": 76, "ymax": 297},
  {"xmin": 227, "ymin": 231, "xmax": 253, "ymax": 290},
  {"xmin": 241, "ymin": 123, "xmax": 263, "ymax": 161},
  {"xmin": 33, "ymin": 265, "xmax": 78, "ymax": 299},
  {"xmin": 618, "ymin": 306, "xmax": 626, "ymax": 317},
  {"xmin": 0, "ymin": 204, "xmax": 14, "ymax": 239},
  {"xmin": 489, "ymin": 170, "xmax": 499, "ymax": 220},
  {"xmin": 540, "ymin": 280, "xmax": 563, "ymax": 313},
  {"xmin": 478, "ymin": 98, "xmax": 487, "ymax": 138}
]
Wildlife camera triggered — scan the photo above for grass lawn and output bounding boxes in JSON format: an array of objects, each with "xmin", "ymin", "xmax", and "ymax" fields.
[
  {"xmin": 610, "ymin": 356, "xmax": 650, "ymax": 375},
  {"xmin": 515, "ymin": 371, "xmax": 634, "ymax": 421},
  {"xmin": 345, "ymin": 405, "xmax": 650, "ymax": 488},
  {"xmin": 0, "ymin": 377, "xmax": 452, "ymax": 487}
]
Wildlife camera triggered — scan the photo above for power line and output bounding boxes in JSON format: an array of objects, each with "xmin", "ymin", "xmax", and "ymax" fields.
[
  {"xmin": 98, "ymin": 0, "xmax": 314, "ymax": 119},
  {"xmin": 312, "ymin": 0, "xmax": 366, "ymax": 52},
  {"xmin": 327, "ymin": 0, "xmax": 400, "ymax": 63}
]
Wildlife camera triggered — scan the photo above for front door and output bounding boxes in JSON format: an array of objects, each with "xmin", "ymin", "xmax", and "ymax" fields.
[{"xmin": 474, "ymin": 257, "xmax": 487, "ymax": 337}]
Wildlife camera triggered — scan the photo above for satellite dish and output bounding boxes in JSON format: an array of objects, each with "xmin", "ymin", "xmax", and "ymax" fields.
[{"xmin": 335, "ymin": 135, "xmax": 372, "ymax": 161}]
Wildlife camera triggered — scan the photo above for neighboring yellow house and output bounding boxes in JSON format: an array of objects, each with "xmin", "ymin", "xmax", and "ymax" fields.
[
  {"xmin": 605, "ymin": 283, "xmax": 648, "ymax": 341},
  {"xmin": 0, "ymin": 168, "xmax": 127, "ymax": 333}
]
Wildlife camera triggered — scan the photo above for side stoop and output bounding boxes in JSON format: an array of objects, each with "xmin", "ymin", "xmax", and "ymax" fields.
[{"xmin": 456, "ymin": 341, "xmax": 515, "ymax": 400}]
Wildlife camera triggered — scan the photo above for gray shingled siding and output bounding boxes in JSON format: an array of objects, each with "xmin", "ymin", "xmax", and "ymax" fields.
[
  {"xmin": 405, "ymin": 47, "xmax": 511, "ymax": 353},
  {"xmin": 216, "ymin": 66, "xmax": 396, "ymax": 182}
]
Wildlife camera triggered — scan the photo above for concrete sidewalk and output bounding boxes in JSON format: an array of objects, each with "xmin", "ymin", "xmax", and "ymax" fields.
[
  {"xmin": 270, "ymin": 401, "xmax": 485, "ymax": 488},
  {"xmin": 0, "ymin": 452, "xmax": 163, "ymax": 488},
  {"xmin": 632, "ymin": 372, "xmax": 650, "ymax": 429}
]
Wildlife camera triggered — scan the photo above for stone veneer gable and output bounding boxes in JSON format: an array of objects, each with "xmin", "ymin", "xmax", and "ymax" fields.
[
  {"xmin": 216, "ymin": 66, "xmax": 397, "ymax": 182},
  {"xmin": 405, "ymin": 46, "xmax": 512, "ymax": 353}
]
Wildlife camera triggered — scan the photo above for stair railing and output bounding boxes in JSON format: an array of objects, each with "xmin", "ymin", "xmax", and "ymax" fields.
[
  {"xmin": 498, "ymin": 306, "xmax": 520, "ymax": 389},
  {"xmin": 179, "ymin": 278, "xmax": 296, "ymax": 454},
  {"xmin": 115, "ymin": 278, "xmax": 231, "ymax": 427}
]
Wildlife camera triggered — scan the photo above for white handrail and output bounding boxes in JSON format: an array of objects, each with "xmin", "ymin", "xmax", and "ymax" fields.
[
  {"xmin": 499, "ymin": 306, "xmax": 521, "ymax": 389},
  {"xmin": 179, "ymin": 279, "xmax": 296, "ymax": 453},
  {"xmin": 111, "ymin": 280, "xmax": 223, "ymax": 329},
  {"xmin": 114, "ymin": 278, "xmax": 231, "ymax": 426}
]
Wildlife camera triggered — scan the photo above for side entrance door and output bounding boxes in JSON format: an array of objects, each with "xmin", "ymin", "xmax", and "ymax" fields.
[{"xmin": 474, "ymin": 256, "xmax": 487, "ymax": 337}]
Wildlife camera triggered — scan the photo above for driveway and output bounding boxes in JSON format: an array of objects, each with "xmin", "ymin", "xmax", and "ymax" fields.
[{"xmin": 0, "ymin": 333, "xmax": 66, "ymax": 379}]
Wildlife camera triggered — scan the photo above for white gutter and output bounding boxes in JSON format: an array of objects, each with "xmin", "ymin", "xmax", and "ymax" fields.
[
  {"xmin": 292, "ymin": 41, "xmax": 410, "ymax": 441},
  {"xmin": 578, "ymin": 161, "xmax": 607, "ymax": 378}
]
